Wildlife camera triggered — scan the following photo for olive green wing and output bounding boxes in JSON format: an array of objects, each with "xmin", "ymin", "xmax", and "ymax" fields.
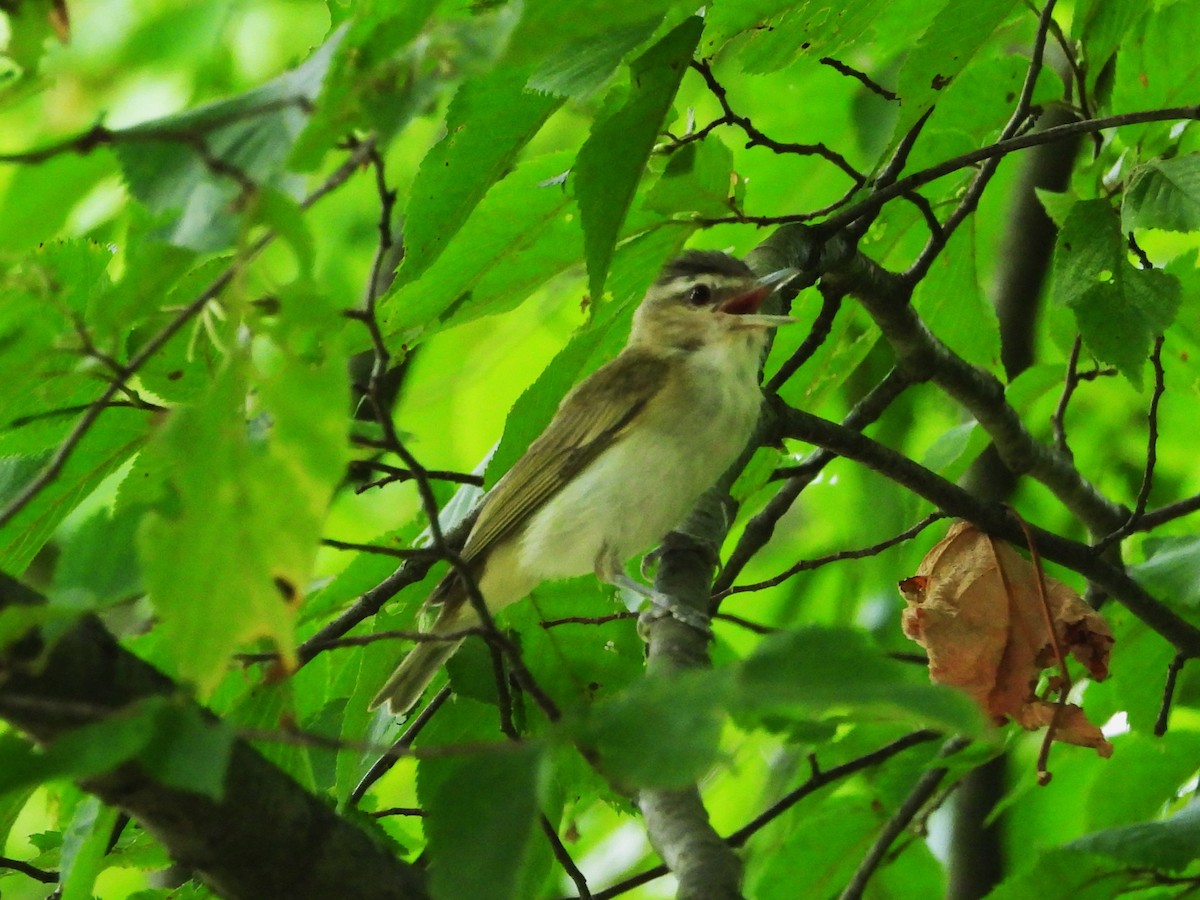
[{"xmin": 460, "ymin": 349, "xmax": 670, "ymax": 563}]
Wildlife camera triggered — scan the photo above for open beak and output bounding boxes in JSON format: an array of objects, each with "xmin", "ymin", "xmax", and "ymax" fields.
[{"xmin": 720, "ymin": 267, "xmax": 801, "ymax": 327}]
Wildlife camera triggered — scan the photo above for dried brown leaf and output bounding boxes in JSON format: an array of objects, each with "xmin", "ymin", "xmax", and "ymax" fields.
[{"xmin": 899, "ymin": 520, "xmax": 1114, "ymax": 757}]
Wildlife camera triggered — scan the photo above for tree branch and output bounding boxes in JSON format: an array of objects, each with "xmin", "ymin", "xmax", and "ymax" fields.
[
  {"xmin": 0, "ymin": 575, "xmax": 428, "ymax": 900},
  {"xmin": 775, "ymin": 404, "xmax": 1200, "ymax": 656}
]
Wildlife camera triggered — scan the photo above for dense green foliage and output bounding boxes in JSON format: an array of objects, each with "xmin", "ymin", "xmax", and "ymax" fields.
[{"xmin": 1, "ymin": 0, "xmax": 1198, "ymax": 898}]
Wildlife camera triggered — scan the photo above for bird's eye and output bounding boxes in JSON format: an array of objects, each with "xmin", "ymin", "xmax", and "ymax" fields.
[{"xmin": 687, "ymin": 284, "xmax": 712, "ymax": 306}]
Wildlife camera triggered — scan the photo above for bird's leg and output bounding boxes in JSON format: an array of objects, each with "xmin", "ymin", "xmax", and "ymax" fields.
[{"xmin": 596, "ymin": 548, "xmax": 712, "ymax": 634}]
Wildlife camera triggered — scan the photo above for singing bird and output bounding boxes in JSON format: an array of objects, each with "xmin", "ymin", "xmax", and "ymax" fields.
[{"xmin": 371, "ymin": 250, "xmax": 796, "ymax": 713}]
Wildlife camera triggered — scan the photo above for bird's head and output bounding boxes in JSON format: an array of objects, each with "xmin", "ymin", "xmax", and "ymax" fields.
[{"xmin": 630, "ymin": 250, "xmax": 798, "ymax": 353}]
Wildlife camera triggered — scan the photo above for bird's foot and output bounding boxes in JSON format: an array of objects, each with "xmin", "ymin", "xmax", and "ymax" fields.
[{"xmin": 636, "ymin": 591, "xmax": 713, "ymax": 638}]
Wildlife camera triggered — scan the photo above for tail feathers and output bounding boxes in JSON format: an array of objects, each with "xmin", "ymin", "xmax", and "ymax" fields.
[{"xmin": 369, "ymin": 636, "xmax": 464, "ymax": 714}]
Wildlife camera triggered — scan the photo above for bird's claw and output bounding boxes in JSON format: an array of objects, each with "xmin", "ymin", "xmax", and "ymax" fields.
[{"xmin": 636, "ymin": 593, "xmax": 713, "ymax": 639}]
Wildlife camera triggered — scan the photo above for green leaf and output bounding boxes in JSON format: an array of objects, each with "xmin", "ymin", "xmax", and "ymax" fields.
[
  {"xmin": 59, "ymin": 798, "xmax": 119, "ymax": 900},
  {"xmin": 1111, "ymin": 0, "xmax": 1200, "ymax": 116},
  {"xmin": 1084, "ymin": 731, "xmax": 1200, "ymax": 831},
  {"xmin": 50, "ymin": 502, "xmax": 142, "ymax": 611},
  {"xmin": 1073, "ymin": 0, "xmax": 1145, "ymax": 96},
  {"xmin": 0, "ymin": 783, "xmax": 36, "ymax": 851},
  {"xmin": 913, "ymin": 223, "xmax": 1001, "ymax": 372},
  {"xmin": 736, "ymin": 626, "xmax": 988, "ymax": 735},
  {"xmin": 137, "ymin": 704, "xmax": 235, "ymax": 799},
  {"xmin": 290, "ymin": 3, "xmax": 441, "ymax": 170},
  {"xmin": 503, "ymin": 1, "xmax": 679, "ymax": 65},
  {"xmin": 1051, "ymin": 199, "xmax": 1181, "ymax": 388},
  {"xmin": 0, "ymin": 698, "xmax": 231, "ymax": 798},
  {"xmin": 227, "ymin": 684, "xmax": 316, "ymax": 793},
  {"xmin": 987, "ymin": 848, "xmax": 1129, "ymax": 900},
  {"xmin": 115, "ymin": 30, "xmax": 343, "ymax": 251},
  {"xmin": 400, "ymin": 65, "xmax": 562, "ymax": 283},
  {"xmin": 1131, "ymin": 535, "xmax": 1200, "ymax": 608},
  {"xmin": 527, "ymin": 19, "xmax": 661, "ymax": 98},
  {"xmin": 1070, "ymin": 799, "xmax": 1200, "ymax": 871},
  {"xmin": 571, "ymin": 669, "xmax": 729, "ymax": 788},
  {"xmin": 746, "ymin": 794, "xmax": 943, "ymax": 900},
  {"xmin": 419, "ymin": 744, "xmax": 543, "ymax": 900},
  {"xmin": 379, "ymin": 150, "xmax": 581, "ymax": 344},
  {"xmin": 574, "ymin": 16, "xmax": 702, "ymax": 301},
  {"xmin": 644, "ymin": 137, "xmax": 736, "ymax": 218},
  {"xmin": 1123, "ymin": 154, "xmax": 1200, "ymax": 234},
  {"xmin": 895, "ymin": 0, "xmax": 1018, "ymax": 133},
  {"xmin": 705, "ymin": 0, "xmax": 901, "ymax": 73},
  {"xmin": 139, "ymin": 342, "xmax": 347, "ymax": 694},
  {"xmin": 0, "ymin": 412, "xmax": 146, "ymax": 574},
  {"xmin": 1034, "ymin": 187, "xmax": 1079, "ymax": 228}
]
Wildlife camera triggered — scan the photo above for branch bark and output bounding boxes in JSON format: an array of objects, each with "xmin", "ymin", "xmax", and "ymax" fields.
[
  {"xmin": 636, "ymin": 495, "xmax": 744, "ymax": 900},
  {"xmin": 0, "ymin": 575, "xmax": 428, "ymax": 900}
]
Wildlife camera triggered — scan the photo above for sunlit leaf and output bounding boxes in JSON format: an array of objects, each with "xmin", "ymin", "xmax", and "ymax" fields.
[{"xmin": 575, "ymin": 16, "xmax": 702, "ymax": 301}]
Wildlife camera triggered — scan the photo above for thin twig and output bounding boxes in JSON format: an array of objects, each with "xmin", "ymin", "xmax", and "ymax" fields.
[
  {"xmin": 320, "ymin": 538, "xmax": 442, "ymax": 559},
  {"xmin": 1094, "ymin": 335, "xmax": 1166, "ymax": 552},
  {"xmin": 838, "ymin": 736, "xmax": 970, "ymax": 899},
  {"xmin": 712, "ymin": 612, "xmax": 777, "ymax": 634},
  {"xmin": 539, "ymin": 612, "xmax": 635, "ymax": 629},
  {"xmin": 349, "ymin": 686, "xmax": 451, "ymax": 805},
  {"xmin": 819, "ymin": 57, "xmax": 899, "ymax": 102},
  {"xmin": 1008, "ymin": 510, "xmax": 1071, "ymax": 785},
  {"xmin": 1154, "ymin": 653, "xmax": 1189, "ymax": 737},
  {"xmin": 0, "ymin": 856, "xmax": 58, "ymax": 884},
  {"xmin": 903, "ymin": 0, "xmax": 1061, "ymax": 283},
  {"xmin": 369, "ymin": 807, "xmax": 425, "ymax": 818},
  {"xmin": 715, "ymin": 513, "xmax": 945, "ymax": 600},
  {"xmin": 353, "ymin": 461, "xmax": 483, "ymax": 489},
  {"xmin": 1137, "ymin": 492, "xmax": 1200, "ymax": 531},
  {"xmin": 764, "ymin": 287, "xmax": 843, "ymax": 392},
  {"xmin": 689, "ymin": 59, "xmax": 867, "ymax": 187},
  {"xmin": 1052, "ymin": 336, "xmax": 1084, "ymax": 456},
  {"xmin": 816, "ymin": 106, "xmax": 1199, "ymax": 235},
  {"xmin": 543, "ymin": 816, "xmax": 592, "ymax": 899},
  {"xmin": 714, "ymin": 369, "xmax": 912, "ymax": 598}
]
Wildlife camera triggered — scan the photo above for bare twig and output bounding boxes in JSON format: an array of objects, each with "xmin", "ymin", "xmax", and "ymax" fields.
[
  {"xmin": 689, "ymin": 60, "xmax": 867, "ymax": 187},
  {"xmin": 1007, "ymin": 511, "xmax": 1071, "ymax": 785},
  {"xmin": 321, "ymin": 538, "xmax": 443, "ymax": 559},
  {"xmin": 543, "ymin": 816, "xmax": 592, "ymax": 900},
  {"xmin": 1052, "ymin": 336, "xmax": 1084, "ymax": 456},
  {"xmin": 0, "ymin": 856, "xmax": 58, "ymax": 884},
  {"xmin": 1137, "ymin": 492, "xmax": 1200, "ymax": 531},
  {"xmin": 350, "ymin": 686, "xmax": 452, "ymax": 805},
  {"xmin": 839, "ymin": 737, "xmax": 970, "ymax": 899},
  {"xmin": 904, "ymin": 0, "xmax": 1061, "ymax": 283},
  {"xmin": 539, "ymin": 612, "xmax": 635, "ymax": 629},
  {"xmin": 1095, "ymin": 335, "xmax": 1166, "ymax": 551},
  {"xmin": 1154, "ymin": 653, "xmax": 1189, "ymax": 738},
  {"xmin": 715, "ymin": 513, "xmax": 945, "ymax": 600},
  {"xmin": 817, "ymin": 106, "xmax": 1200, "ymax": 235},
  {"xmin": 713, "ymin": 369, "xmax": 912, "ymax": 598},
  {"xmin": 764, "ymin": 286, "xmax": 843, "ymax": 392},
  {"xmin": 819, "ymin": 57, "xmax": 899, "ymax": 102}
]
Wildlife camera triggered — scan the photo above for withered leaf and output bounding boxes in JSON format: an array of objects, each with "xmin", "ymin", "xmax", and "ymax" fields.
[{"xmin": 899, "ymin": 520, "xmax": 1114, "ymax": 758}]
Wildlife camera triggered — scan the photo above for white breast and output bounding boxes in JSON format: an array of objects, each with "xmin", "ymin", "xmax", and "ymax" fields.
[{"xmin": 517, "ymin": 337, "xmax": 764, "ymax": 582}]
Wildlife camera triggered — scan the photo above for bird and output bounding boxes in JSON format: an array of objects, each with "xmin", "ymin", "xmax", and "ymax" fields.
[{"xmin": 370, "ymin": 250, "xmax": 797, "ymax": 713}]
